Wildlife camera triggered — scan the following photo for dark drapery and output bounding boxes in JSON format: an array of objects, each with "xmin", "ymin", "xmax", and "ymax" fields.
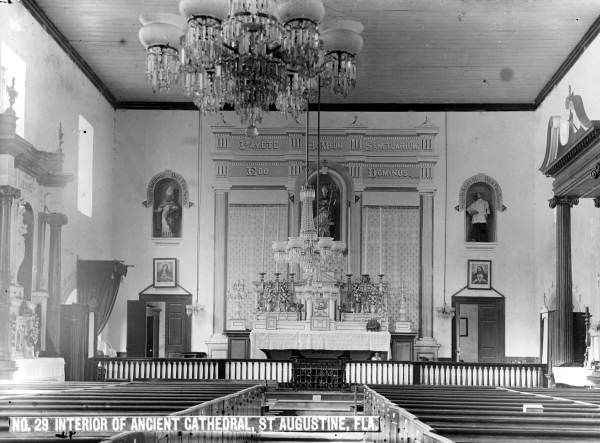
[{"xmin": 77, "ymin": 259, "xmax": 128, "ymax": 335}]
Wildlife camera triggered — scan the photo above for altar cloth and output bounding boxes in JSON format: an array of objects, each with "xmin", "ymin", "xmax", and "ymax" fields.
[{"xmin": 250, "ymin": 330, "xmax": 391, "ymax": 359}]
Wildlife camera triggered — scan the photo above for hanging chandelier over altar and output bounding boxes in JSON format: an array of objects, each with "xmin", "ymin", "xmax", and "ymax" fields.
[
  {"xmin": 138, "ymin": 0, "xmax": 364, "ymax": 135},
  {"xmin": 272, "ymin": 185, "xmax": 345, "ymax": 281}
]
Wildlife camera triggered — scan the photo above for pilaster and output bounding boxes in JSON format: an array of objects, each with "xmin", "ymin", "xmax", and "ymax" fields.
[
  {"xmin": 415, "ymin": 186, "xmax": 440, "ymax": 360},
  {"xmin": 207, "ymin": 187, "xmax": 229, "ymax": 358},
  {"xmin": 351, "ymin": 191, "xmax": 362, "ymax": 276}
]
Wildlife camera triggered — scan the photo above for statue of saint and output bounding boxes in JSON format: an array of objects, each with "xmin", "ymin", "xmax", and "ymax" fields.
[
  {"xmin": 466, "ymin": 192, "xmax": 491, "ymax": 242},
  {"xmin": 154, "ymin": 184, "xmax": 181, "ymax": 237},
  {"xmin": 314, "ymin": 184, "xmax": 336, "ymax": 238}
]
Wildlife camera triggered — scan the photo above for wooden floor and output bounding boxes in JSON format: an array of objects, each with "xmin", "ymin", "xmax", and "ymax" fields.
[
  {"xmin": 370, "ymin": 385, "xmax": 600, "ymax": 442},
  {"xmin": 0, "ymin": 380, "xmax": 258, "ymax": 441}
]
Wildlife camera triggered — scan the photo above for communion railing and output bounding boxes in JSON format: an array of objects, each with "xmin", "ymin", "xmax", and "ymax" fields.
[{"xmin": 89, "ymin": 358, "xmax": 546, "ymax": 388}]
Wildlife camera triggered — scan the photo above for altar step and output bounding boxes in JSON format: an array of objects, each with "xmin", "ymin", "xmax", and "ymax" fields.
[
  {"xmin": 265, "ymin": 390, "xmax": 361, "ymax": 416},
  {"xmin": 259, "ymin": 391, "xmax": 365, "ymax": 442}
]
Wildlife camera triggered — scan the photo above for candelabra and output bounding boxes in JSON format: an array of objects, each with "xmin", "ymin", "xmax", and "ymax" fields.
[
  {"xmin": 254, "ymin": 272, "xmax": 300, "ymax": 314},
  {"xmin": 344, "ymin": 274, "xmax": 388, "ymax": 315}
]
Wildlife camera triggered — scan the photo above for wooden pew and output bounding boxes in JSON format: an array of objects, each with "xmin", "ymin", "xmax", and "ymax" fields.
[
  {"xmin": 0, "ymin": 381, "xmax": 258, "ymax": 441},
  {"xmin": 370, "ymin": 385, "xmax": 600, "ymax": 441}
]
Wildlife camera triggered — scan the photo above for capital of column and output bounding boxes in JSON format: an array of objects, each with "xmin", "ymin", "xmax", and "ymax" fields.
[
  {"xmin": 549, "ymin": 196, "xmax": 579, "ymax": 209},
  {"xmin": 213, "ymin": 184, "xmax": 231, "ymax": 192},
  {"xmin": 0, "ymin": 186, "xmax": 20, "ymax": 202},
  {"xmin": 45, "ymin": 212, "xmax": 68, "ymax": 227},
  {"xmin": 417, "ymin": 184, "xmax": 436, "ymax": 195}
]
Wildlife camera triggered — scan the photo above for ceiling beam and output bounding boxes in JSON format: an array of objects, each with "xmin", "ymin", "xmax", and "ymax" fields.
[
  {"xmin": 115, "ymin": 101, "xmax": 536, "ymax": 112},
  {"xmin": 19, "ymin": 0, "xmax": 117, "ymax": 108}
]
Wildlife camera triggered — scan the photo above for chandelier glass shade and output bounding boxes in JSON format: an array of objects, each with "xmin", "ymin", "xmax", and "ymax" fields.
[{"xmin": 138, "ymin": 1, "xmax": 364, "ymax": 133}]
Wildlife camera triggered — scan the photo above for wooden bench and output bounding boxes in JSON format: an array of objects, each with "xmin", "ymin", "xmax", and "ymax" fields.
[
  {"xmin": 0, "ymin": 381, "xmax": 259, "ymax": 441},
  {"xmin": 370, "ymin": 385, "xmax": 600, "ymax": 441}
]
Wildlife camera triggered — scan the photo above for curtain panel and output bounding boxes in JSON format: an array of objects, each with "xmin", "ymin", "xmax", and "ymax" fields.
[{"xmin": 76, "ymin": 259, "xmax": 128, "ymax": 335}]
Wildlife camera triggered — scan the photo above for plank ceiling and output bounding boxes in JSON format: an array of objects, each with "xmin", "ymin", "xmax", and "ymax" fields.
[{"xmin": 26, "ymin": 0, "xmax": 600, "ymax": 107}]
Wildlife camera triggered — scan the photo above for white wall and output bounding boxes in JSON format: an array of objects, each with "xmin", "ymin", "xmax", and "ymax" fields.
[
  {"xmin": 1, "ymin": 4, "xmax": 115, "ymax": 300},
  {"xmin": 533, "ymin": 33, "xmax": 600, "ymax": 325},
  {"xmin": 445, "ymin": 111, "xmax": 537, "ymax": 357},
  {"xmin": 108, "ymin": 110, "xmax": 208, "ymax": 351},
  {"xmin": 110, "ymin": 108, "xmax": 546, "ymax": 359}
]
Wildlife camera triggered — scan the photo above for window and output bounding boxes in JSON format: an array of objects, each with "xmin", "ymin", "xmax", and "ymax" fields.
[
  {"xmin": 0, "ymin": 42, "xmax": 26, "ymax": 137},
  {"xmin": 77, "ymin": 115, "xmax": 94, "ymax": 217}
]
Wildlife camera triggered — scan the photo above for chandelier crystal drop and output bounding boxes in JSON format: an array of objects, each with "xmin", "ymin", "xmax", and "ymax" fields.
[
  {"xmin": 139, "ymin": 1, "xmax": 363, "ymax": 134},
  {"xmin": 321, "ymin": 20, "xmax": 364, "ymax": 97},
  {"xmin": 139, "ymin": 14, "xmax": 187, "ymax": 92},
  {"xmin": 146, "ymin": 46, "xmax": 181, "ymax": 93}
]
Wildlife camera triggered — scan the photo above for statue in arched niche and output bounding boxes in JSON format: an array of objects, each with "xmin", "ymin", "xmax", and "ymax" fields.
[
  {"xmin": 310, "ymin": 174, "xmax": 340, "ymax": 240},
  {"xmin": 456, "ymin": 174, "xmax": 506, "ymax": 243},
  {"xmin": 143, "ymin": 170, "xmax": 192, "ymax": 239}
]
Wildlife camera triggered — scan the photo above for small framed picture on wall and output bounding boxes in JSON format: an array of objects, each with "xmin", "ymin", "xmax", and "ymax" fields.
[
  {"xmin": 153, "ymin": 258, "xmax": 177, "ymax": 288},
  {"xmin": 467, "ymin": 259, "xmax": 491, "ymax": 290}
]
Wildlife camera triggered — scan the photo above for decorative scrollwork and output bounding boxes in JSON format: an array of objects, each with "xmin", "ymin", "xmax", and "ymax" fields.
[
  {"xmin": 549, "ymin": 196, "xmax": 579, "ymax": 209},
  {"xmin": 591, "ymin": 162, "xmax": 600, "ymax": 179}
]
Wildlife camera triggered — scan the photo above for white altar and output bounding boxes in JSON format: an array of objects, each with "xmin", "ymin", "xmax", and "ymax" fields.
[{"xmin": 250, "ymin": 329, "xmax": 391, "ymax": 359}]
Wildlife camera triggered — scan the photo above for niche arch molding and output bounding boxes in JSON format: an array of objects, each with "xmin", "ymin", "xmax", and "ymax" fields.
[{"xmin": 142, "ymin": 170, "xmax": 194, "ymax": 209}]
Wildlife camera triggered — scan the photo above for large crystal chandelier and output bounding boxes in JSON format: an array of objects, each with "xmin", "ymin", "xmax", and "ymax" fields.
[{"xmin": 138, "ymin": 0, "xmax": 364, "ymax": 135}]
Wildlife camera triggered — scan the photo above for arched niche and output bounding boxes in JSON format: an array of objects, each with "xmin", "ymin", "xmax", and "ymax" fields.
[
  {"xmin": 293, "ymin": 162, "xmax": 353, "ymax": 246},
  {"xmin": 456, "ymin": 174, "xmax": 506, "ymax": 243},
  {"xmin": 142, "ymin": 170, "xmax": 193, "ymax": 239}
]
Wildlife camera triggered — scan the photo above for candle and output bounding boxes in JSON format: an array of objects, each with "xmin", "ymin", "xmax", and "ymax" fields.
[
  {"xmin": 379, "ymin": 207, "xmax": 383, "ymax": 275},
  {"xmin": 261, "ymin": 206, "xmax": 266, "ymax": 271},
  {"xmin": 275, "ymin": 207, "xmax": 280, "ymax": 274}
]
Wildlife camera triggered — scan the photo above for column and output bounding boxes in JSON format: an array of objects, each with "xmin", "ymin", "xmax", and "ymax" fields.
[
  {"xmin": 45, "ymin": 212, "xmax": 67, "ymax": 356},
  {"xmin": 414, "ymin": 187, "xmax": 440, "ymax": 360},
  {"xmin": 549, "ymin": 196, "xmax": 578, "ymax": 367},
  {"xmin": 0, "ymin": 186, "xmax": 20, "ymax": 373},
  {"xmin": 206, "ymin": 188, "xmax": 229, "ymax": 358}
]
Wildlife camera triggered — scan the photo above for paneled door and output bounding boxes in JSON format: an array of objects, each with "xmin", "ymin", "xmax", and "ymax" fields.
[
  {"xmin": 453, "ymin": 296, "xmax": 505, "ymax": 363},
  {"xmin": 165, "ymin": 300, "xmax": 190, "ymax": 357}
]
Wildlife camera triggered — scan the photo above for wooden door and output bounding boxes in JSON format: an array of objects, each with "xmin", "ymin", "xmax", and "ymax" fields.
[
  {"xmin": 478, "ymin": 301, "xmax": 504, "ymax": 363},
  {"xmin": 60, "ymin": 304, "xmax": 89, "ymax": 381},
  {"xmin": 453, "ymin": 296, "xmax": 505, "ymax": 363},
  {"xmin": 166, "ymin": 301, "xmax": 190, "ymax": 356},
  {"xmin": 126, "ymin": 301, "xmax": 146, "ymax": 357}
]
